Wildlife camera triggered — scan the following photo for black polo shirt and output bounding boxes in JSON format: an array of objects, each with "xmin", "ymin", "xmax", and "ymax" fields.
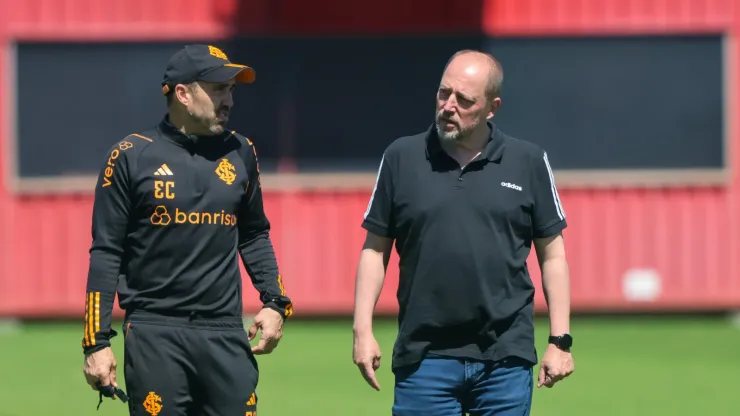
[{"xmin": 362, "ymin": 120, "xmax": 567, "ymax": 371}]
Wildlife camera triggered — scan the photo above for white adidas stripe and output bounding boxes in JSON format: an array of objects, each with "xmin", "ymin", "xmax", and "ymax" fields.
[
  {"xmin": 363, "ymin": 154, "xmax": 385, "ymax": 220},
  {"xmin": 542, "ymin": 152, "xmax": 565, "ymax": 220}
]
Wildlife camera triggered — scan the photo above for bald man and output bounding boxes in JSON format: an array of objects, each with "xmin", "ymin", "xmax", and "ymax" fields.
[{"xmin": 352, "ymin": 49, "xmax": 575, "ymax": 415}]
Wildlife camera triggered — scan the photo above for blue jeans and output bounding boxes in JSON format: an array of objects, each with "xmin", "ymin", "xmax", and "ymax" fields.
[{"xmin": 392, "ymin": 355, "xmax": 533, "ymax": 416}]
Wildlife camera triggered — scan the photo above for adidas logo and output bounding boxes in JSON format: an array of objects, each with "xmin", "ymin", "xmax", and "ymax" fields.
[
  {"xmin": 501, "ymin": 181, "xmax": 522, "ymax": 191},
  {"xmin": 246, "ymin": 393, "xmax": 257, "ymax": 406},
  {"xmin": 154, "ymin": 164, "xmax": 174, "ymax": 176}
]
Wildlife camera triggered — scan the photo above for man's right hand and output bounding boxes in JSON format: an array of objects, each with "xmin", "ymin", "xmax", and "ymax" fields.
[
  {"xmin": 83, "ymin": 347, "xmax": 119, "ymax": 397},
  {"xmin": 353, "ymin": 332, "xmax": 382, "ymax": 391}
]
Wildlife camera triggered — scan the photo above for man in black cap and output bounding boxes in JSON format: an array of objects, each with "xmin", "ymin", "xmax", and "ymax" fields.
[{"xmin": 81, "ymin": 44, "xmax": 293, "ymax": 415}]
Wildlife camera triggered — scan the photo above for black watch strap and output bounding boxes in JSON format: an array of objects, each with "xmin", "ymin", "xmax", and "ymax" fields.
[{"xmin": 548, "ymin": 334, "xmax": 573, "ymax": 351}]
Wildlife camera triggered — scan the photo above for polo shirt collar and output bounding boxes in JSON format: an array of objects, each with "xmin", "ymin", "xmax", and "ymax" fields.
[{"xmin": 425, "ymin": 119, "xmax": 505, "ymax": 162}]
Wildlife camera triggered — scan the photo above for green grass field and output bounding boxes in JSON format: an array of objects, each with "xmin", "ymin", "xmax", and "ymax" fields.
[{"xmin": 0, "ymin": 315, "xmax": 737, "ymax": 415}]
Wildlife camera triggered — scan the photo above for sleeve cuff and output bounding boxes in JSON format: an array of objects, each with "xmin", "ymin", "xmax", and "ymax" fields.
[
  {"xmin": 263, "ymin": 302, "xmax": 293, "ymax": 320},
  {"xmin": 534, "ymin": 219, "xmax": 567, "ymax": 239},
  {"xmin": 82, "ymin": 328, "xmax": 118, "ymax": 355},
  {"xmin": 361, "ymin": 220, "xmax": 392, "ymax": 238},
  {"xmin": 82, "ymin": 337, "xmax": 114, "ymax": 356}
]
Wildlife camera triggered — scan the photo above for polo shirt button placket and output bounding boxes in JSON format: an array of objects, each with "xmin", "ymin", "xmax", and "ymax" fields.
[{"xmin": 455, "ymin": 171, "xmax": 465, "ymax": 189}]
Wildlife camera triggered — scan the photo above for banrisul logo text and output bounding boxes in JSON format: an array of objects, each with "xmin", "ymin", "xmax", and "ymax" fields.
[{"xmin": 150, "ymin": 205, "xmax": 237, "ymax": 227}]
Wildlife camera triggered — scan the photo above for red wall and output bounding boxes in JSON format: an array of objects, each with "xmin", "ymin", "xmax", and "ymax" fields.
[{"xmin": 1, "ymin": 0, "xmax": 739, "ymax": 318}]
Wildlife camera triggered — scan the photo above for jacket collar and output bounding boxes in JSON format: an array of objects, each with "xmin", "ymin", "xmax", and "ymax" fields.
[{"xmin": 157, "ymin": 114, "xmax": 231, "ymax": 148}]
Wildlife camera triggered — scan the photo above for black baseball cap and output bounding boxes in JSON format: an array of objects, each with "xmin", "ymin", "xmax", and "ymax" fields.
[{"xmin": 161, "ymin": 44, "xmax": 256, "ymax": 95}]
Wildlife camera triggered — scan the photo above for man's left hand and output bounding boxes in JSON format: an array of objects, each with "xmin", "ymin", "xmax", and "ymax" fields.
[
  {"xmin": 537, "ymin": 344, "xmax": 574, "ymax": 388},
  {"xmin": 248, "ymin": 307, "xmax": 284, "ymax": 355}
]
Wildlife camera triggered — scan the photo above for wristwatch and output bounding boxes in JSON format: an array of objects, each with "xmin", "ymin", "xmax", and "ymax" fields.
[{"xmin": 548, "ymin": 334, "xmax": 573, "ymax": 351}]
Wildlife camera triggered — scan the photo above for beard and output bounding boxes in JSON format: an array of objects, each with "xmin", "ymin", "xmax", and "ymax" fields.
[
  {"xmin": 207, "ymin": 118, "xmax": 226, "ymax": 134},
  {"xmin": 192, "ymin": 107, "xmax": 229, "ymax": 135},
  {"xmin": 435, "ymin": 110, "xmax": 482, "ymax": 143}
]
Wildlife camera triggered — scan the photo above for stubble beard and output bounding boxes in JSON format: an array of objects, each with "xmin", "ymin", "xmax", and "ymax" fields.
[
  {"xmin": 208, "ymin": 119, "xmax": 225, "ymax": 134},
  {"xmin": 435, "ymin": 113, "xmax": 481, "ymax": 144},
  {"xmin": 198, "ymin": 112, "xmax": 226, "ymax": 135}
]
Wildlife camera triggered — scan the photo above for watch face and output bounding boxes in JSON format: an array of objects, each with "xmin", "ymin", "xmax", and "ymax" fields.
[
  {"xmin": 560, "ymin": 334, "xmax": 573, "ymax": 349},
  {"xmin": 551, "ymin": 334, "xmax": 573, "ymax": 350}
]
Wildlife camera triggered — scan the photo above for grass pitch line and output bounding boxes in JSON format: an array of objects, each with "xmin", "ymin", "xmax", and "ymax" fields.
[
  {"xmin": 728, "ymin": 310, "xmax": 740, "ymax": 329},
  {"xmin": 0, "ymin": 318, "xmax": 22, "ymax": 336}
]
